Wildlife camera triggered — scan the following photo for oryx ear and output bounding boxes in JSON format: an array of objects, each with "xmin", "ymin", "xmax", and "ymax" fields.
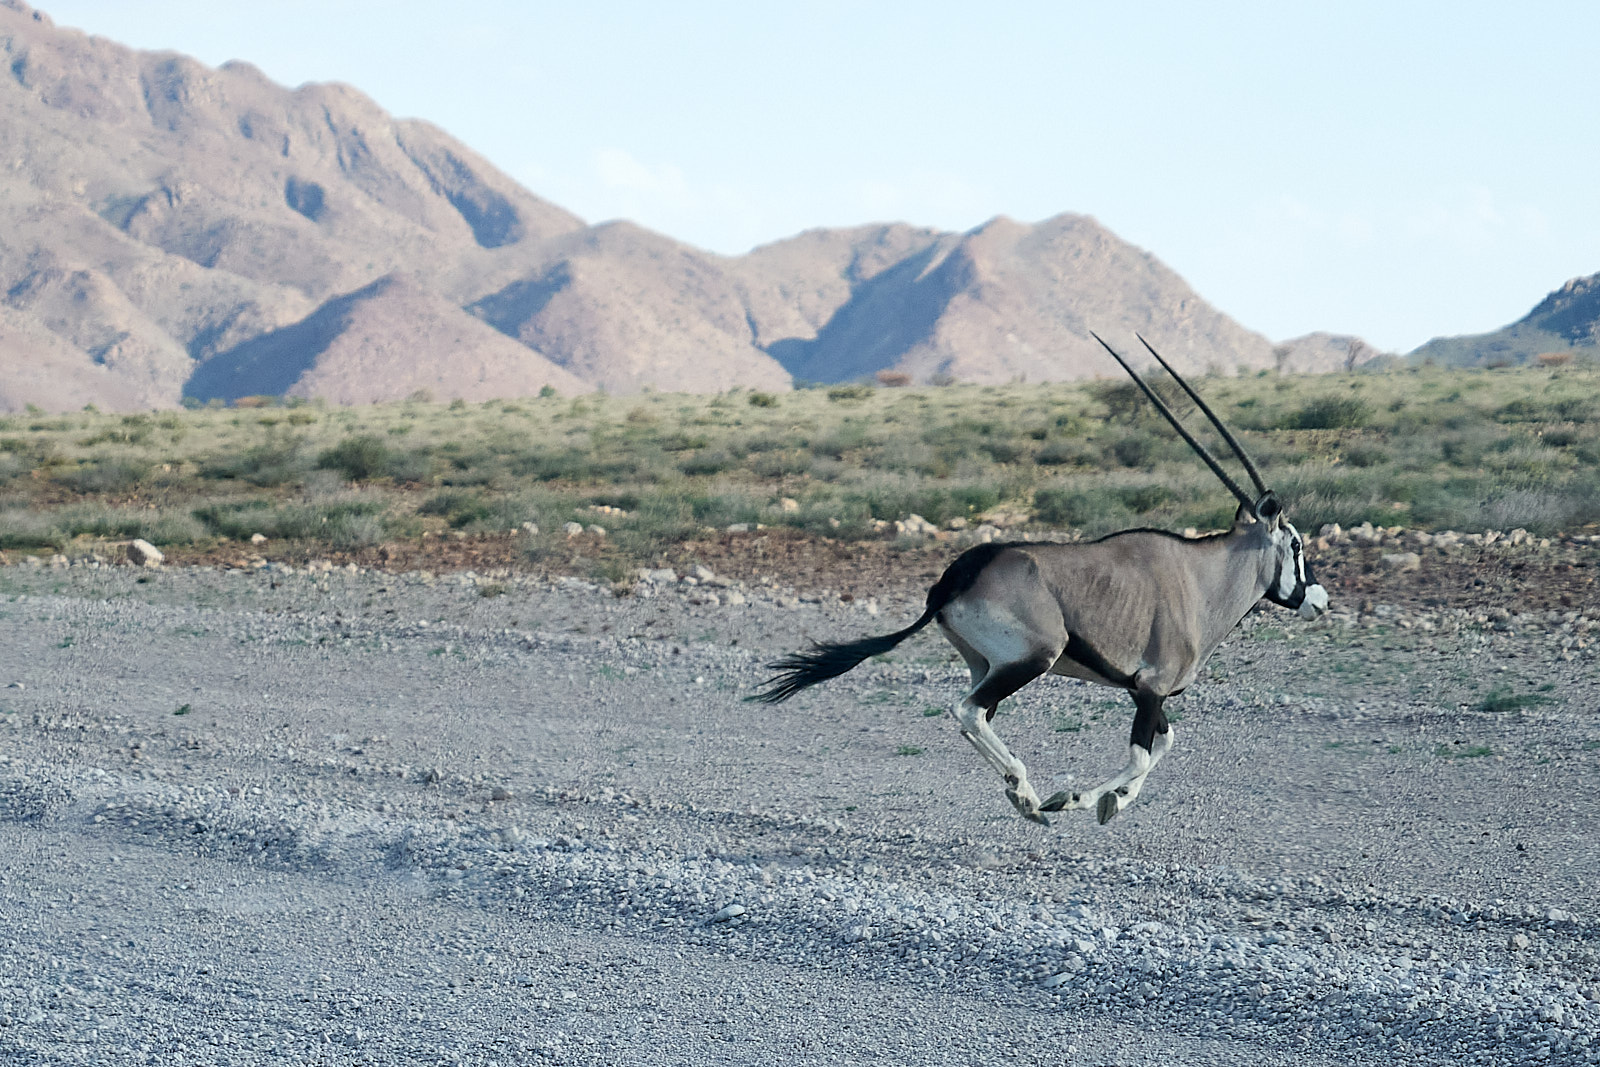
[{"xmin": 1255, "ymin": 491, "xmax": 1282, "ymax": 526}]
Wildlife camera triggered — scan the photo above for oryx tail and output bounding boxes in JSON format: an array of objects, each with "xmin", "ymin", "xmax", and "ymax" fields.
[{"xmin": 751, "ymin": 543, "xmax": 1010, "ymax": 704}]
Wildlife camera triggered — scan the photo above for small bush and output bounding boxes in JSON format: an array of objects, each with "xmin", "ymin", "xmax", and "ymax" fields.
[
  {"xmin": 747, "ymin": 392, "xmax": 778, "ymax": 408},
  {"xmin": 827, "ymin": 384, "xmax": 873, "ymax": 402},
  {"xmin": 1034, "ymin": 487, "xmax": 1129, "ymax": 527},
  {"xmin": 1033, "ymin": 440, "xmax": 1092, "ymax": 467},
  {"xmin": 1117, "ymin": 484, "xmax": 1176, "ymax": 513},
  {"xmin": 678, "ymin": 450, "xmax": 736, "ymax": 477},
  {"xmin": 317, "ymin": 435, "xmax": 390, "ymax": 481},
  {"xmin": 1283, "ymin": 396, "xmax": 1370, "ymax": 430},
  {"xmin": 54, "ymin": 459, "xmax": 149, "ymax": 494},
  {"xmin": 201, "ymin": 439, "xmax": 309, "ymax": 487},
  {"xmin": 1343, "ymin": 444, "xmax": 1390, "ymax": 468},
  {"xmin": 1110, "ymin": 431, "xmax": 1158, "ymax": 468}
]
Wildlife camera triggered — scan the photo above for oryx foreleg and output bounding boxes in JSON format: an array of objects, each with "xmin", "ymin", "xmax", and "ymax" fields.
[{"xmin": 1040, "ymin": 690, "xmax": 1171, "ymax": 824}]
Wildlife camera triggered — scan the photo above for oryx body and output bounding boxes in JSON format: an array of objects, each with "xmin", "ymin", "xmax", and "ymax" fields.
[{"xmin": 755, "ymin": 335, "xmax": 1329, "ymax": 825}]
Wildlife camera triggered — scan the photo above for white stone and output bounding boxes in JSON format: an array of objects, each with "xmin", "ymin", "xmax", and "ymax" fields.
[
  {"xmin": 250, "ymin": 532, "xmax": 267, "ymax": 544},
  {"xmin": 520, "ymin": 521, "xmax": 539, "ymax": 535},
  {"xmin": 585, "ymin": 524, "xmax": 607, "ymax": 537},
  {"xmin": 709, "ymin": 903, "xmax": 746, "ymax": 923},
  {"xmin": 563, "ymin": 521, "xmax": 584, "ymax": 537},
  {"xmin": 126, "ymin": 539, "xmax": 164, "ymax": 567}
]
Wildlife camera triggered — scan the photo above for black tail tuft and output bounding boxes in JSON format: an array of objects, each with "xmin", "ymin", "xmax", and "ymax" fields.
[
  {"xmin": 749, "ymin": 613, "xmax": 933, "ymax": 704},
  {"xmin": 749, "ymin": 540, "xmax": 1023, "ymax": 704}
]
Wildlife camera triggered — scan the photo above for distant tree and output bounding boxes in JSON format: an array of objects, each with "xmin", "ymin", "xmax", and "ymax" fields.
[{"xmin": 1343, "ymin": 338, "xmax": 1375, "ymax": 372}]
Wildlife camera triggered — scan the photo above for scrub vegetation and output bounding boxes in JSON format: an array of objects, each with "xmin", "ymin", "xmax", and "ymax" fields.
[{"xmin": 2, "ymin": 362, "xmax": 1598, "ymax": 560}]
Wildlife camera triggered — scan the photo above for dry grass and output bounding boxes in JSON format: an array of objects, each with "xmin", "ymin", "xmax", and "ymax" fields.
[{"xmin": 2, "ymin": 364, "xmax": 1598, "ymax": 559}]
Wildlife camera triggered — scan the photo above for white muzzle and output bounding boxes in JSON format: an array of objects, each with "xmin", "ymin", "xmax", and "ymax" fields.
[{"xmin": 1298, "ymin": 583, "xmax": 1330, "ymax": 620}]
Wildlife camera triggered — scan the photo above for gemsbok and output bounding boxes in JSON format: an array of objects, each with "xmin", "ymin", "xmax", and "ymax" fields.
[{"xmin": 753, "ymin": 334, "xmax": 1329, "ymax": 825}]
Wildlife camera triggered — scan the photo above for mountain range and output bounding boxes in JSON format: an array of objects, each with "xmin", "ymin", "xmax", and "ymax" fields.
[
  {"xmin": 1409, "ymin": 271, "xmax": 1600, "ymax": 368},
  {"xmin": 1, "ymin": 1, "xmax": 1584, "ymax": 414}
]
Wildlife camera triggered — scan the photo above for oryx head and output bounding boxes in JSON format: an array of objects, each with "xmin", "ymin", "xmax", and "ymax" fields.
[
  {"xmin": 1091, "ymin": 333, "xmax": 1330, "ymax": 620},
  {"xmin": 1240, "ymin": 491, "xmax": 1330, "ymax": 620}
]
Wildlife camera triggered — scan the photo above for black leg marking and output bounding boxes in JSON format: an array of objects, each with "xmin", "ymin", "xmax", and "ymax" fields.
[
  {"xmin": 1129, "ymin": 690, "xmax": 1168, "ymax": 752},
  {"xmin": 971, "ymin": 654, "xmax": 1053, "ymax": 715}
]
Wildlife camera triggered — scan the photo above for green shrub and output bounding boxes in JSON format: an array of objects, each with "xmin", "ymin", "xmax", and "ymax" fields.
[
  {"xmin": 1343, "ymin": 444, "xmax": 1390, "ymax": 468},
  {"xmin": 201, "ymin": 439, "xmax": 309, "ymax": 487},
  {"xmin": 1283, "ymin": 396, "xmax": 1371, "ymax": 430},
  {"xmin": 1034, "ymin": 440, "xmax": 1091, "ymax": 467},
  {"xmin": 1034, "ymin": 486, "xmax": 1130, "ymax": 528},
  {"xmin": 193, "ymin": 497, "xmax": 391, "ymax": 543},
  {"xmin": 317, "ymin": 435, "xmax": 390, "ymax": 481},
  {"xmin": 54, "ymin": 459, "xmax": 149, "ymax": 494},
  {"xmin": 1110, "ymin": 431, "xmax": 1158, "ymax": 468},
  {"xmin": 677, "ymin": 450, "xmax": 736, "ymax": 477}
]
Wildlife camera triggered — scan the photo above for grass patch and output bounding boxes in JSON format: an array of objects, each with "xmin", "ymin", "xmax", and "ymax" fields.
[
  {"xmin": 1435, "ymin": 743, "xmax": 1494, "ymax": 759},
  {"xmin": 1473, "ymin": 688, "xmax": 1555, "ymax": 713},
  {"xmin": 4, "ymin": 363, "xmax": 1599, "ymax": 563}
]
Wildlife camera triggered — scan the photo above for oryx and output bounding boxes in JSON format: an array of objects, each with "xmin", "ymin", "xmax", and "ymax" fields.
[{"xmin": 753, "ymin": 334, "xmax": 1329, "ymax": 825}]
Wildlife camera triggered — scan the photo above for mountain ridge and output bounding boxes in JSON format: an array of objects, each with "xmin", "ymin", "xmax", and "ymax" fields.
[{"xmin": 1, "ymin": 0, "xmax": 1355, "ymax": 412}]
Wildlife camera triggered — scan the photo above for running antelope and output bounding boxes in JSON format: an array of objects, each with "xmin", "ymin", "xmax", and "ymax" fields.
[{"xmin": 753, "ymin": 334, "xmax": 1329, "ymax": 825}]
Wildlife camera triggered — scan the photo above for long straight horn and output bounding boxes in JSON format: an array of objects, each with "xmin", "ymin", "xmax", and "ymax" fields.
[
  {"xmin": 1090, "ymin": 332, "xmax": 1255, "ymax": 509},
  {"xmin": 1135, "ymin": 333, "xmax": 1268, "ymax": 496}
]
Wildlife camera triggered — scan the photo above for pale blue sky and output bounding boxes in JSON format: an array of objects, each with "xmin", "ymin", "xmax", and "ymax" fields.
[{"xmin": 37, "ymin": 1, "xmax": 1600, "ymax": 352}]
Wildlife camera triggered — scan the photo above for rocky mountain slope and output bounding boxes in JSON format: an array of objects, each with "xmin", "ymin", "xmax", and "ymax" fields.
[
  {"xmin": 1409, "ymin": 271, "xmax": 1600, "ymax": 367},
  {"xmin": 2, "ymin": 0, "xmax": 1332, "ymax": 412}
]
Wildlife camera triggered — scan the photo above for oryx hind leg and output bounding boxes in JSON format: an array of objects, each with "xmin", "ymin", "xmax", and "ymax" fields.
[
  {"xmin": 953, "ymin": 654, "xmax": 1057, "ymax": 824},
  {"xmin": 1040, "ymin": 690, "xmax": 1171, "ymax": 824},
  {"xmin": 939, "ymin": 570, "xmax": 1066, "ymax": 825}
]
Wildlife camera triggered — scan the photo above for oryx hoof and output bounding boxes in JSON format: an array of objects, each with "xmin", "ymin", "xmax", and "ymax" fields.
[
  {"xmin": 1006, "ymin": 788, "xmax": 1050, "ymax": 827},
  {"xmin": 1096, "ymin": 792, "xmax": 1120, "ymax": 825},
  {"xmin": 1039, "ymin": 791, "xmax": 1072, "ymax": 813}
]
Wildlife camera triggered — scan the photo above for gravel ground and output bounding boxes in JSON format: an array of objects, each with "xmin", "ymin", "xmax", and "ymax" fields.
[{"xmin": 1, "ymin": 554, "xmax": 1597, "ymax": 1065}]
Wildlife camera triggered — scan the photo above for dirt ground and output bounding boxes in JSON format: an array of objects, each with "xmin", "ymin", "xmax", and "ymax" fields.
[{"xmin": 0, "ymin": 533, "xmax": 1597, "ymax": 1065}]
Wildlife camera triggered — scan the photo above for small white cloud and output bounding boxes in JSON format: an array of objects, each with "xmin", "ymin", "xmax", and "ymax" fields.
[
  {"xmin": 1400, "ymin": 185, "xmax": 1548, "ymax": 250},
  {"xmin": 594, "ymin": 148, "xmax": 688, "ymax": 199}
]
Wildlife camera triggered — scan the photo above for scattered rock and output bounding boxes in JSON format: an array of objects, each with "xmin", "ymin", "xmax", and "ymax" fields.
[
  {"xmin": 709, "ymin": 903, "xmax": 746, "ymax": 923},
  {"xmin": 1381, "ymin": 552, "xmax": 1421, "ymax": 572},
  {"xmin": 778, "ymin": 497, "xmax": 801, "ymax": 513},
  {"xmin": 127, "ymin": 539, "xmax": 164, "ymax": 567},
  {"xmin": 894, "ymin": 514, "xmax": 939, "ymax": 537},
  {"xmin": 250, "ymin": 533, "xmax": 267, "ymax": 545},
  {"xmin": 585, "ymin": 524, "xmax": 607, "ymax": 537},
  {"xmin": 562, "ymin": 522, "xmax": 584, "ymax": 538}
]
